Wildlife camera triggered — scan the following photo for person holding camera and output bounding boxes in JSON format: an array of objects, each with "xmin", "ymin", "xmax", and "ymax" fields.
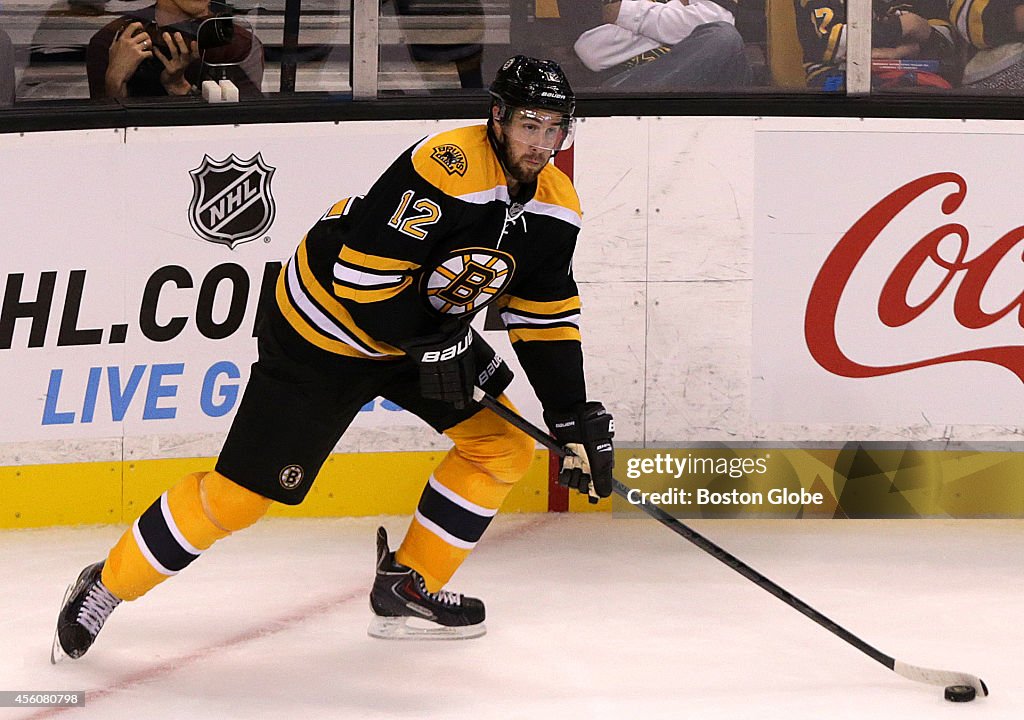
[{"xmin": 85, "ymin": 0, "xmax": 264, "ymax": 99}]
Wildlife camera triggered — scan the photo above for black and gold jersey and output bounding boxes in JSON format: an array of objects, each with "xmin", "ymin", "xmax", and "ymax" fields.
[
  {"xmin": 951, "ymin": 0, "xmax": 1024, "ymax": 49},
  {"xmin": 795, "ymin": 0, "xmax": 955, "ymax": 84},
  {"xmin": 794, "ymin": 0, "xmax": 849, "ymax": 85},
  {"xmin": 274, "ymin": 123, "xmax": 587, "ymax": 414}
]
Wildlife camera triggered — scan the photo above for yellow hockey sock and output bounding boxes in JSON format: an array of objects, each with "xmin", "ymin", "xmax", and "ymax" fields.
[
  {"xmin": 102, "ymin": 471, "xmax": 271, "ymax": 601},
  {"xmin": 397, "ymin": 395, "xmax": 534, "ymax": 591}
]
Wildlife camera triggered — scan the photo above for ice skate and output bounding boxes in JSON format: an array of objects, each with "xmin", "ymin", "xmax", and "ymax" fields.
[
  {"xmin": 51, "ymin": 561, "xmax": 121, "ymax": 663},
  {"xmin": 368, "ymin": 527, "xmax": 486, "ymax": 640}
]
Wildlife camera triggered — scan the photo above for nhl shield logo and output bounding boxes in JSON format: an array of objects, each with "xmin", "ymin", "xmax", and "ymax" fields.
[{"xmin": 189, "ymin": 153, "xmax": 276, "ymax": 249}]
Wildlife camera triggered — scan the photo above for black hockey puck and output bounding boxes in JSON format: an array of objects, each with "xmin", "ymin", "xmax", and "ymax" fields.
[{"xmin": 944, "ymin": 685, "xmax": 976, "ymax": 702}]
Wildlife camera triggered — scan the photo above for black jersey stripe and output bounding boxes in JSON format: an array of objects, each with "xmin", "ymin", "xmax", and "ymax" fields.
[
  {"xmin": 283, "ymin": 257, "xmax": 385, "ymax": 357},
  {"xmin": 332, "ymin": 260, "xmax": 409, "ymax": 290},
  {"xmin": 499, "ymin": 307, "xmax": 581, "ymax": 321},
  {"xmin": 502, "ymin": 320, "xmax": 581, "ymax": 331},
  {"xmin": 282, "ymin": 262, "xmax": 360, "ymax": 348},
  {"xmin": 415, "ymin": 478, "xmax": 495, "ymax": 545},
  {"xmin": 136, "ymin": 495, "xmax": 200, "ymax": 574}
]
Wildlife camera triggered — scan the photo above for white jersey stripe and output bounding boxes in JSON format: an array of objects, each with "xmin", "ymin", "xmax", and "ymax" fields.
[
  {"xmin": 333, "ymin": 263, "xmax": 405, "ymax": 288},
  {"xmin": 414, "ymin": 510, "xmax": 478, "ymax": 550},
  {"xmin": 835, "ymin": 25, "xmax": 848, "ymax": 61},
  {"xmin": 500, "ymin": 310, "xmax": 580, "ymax": 327},
  {"xmin": 428, "ymin": 475, "xmax": 498, "ymax": 518},
  {"xmin": 160, "ymin": 493, "xmax": 202, "ymax": 557},
  {"xmin": 454, "ymin": 188, "xmax": 582, "ymax": 228},
  {"xmin": 285, "ymin": 259, "xmax": 387, "ymax": 357},
  {"xmin": 456, "ymin": 185, "xmax": 512, "ymax": 205},
  {"xmin": 523, "ymin": 198, "xmax": 582, "ymax": 228},
  {"xmin": 132, "ymin": 519, "xmax": 176, "ymax": 576}
]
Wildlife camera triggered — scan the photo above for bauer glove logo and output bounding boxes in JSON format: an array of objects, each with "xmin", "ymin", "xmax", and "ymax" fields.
[{"xmin": 420, "ymin": 333, "xmax": 472, "ymax": 362}]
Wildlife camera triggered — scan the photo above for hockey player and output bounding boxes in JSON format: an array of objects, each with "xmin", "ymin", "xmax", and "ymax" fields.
[
  {"xmin": 795, "ymin": 0, "xmax": 957, "ymax": 89},
  {"xmin": 51, "ymin": 55, "xmax": 615, "ymax": 659}
]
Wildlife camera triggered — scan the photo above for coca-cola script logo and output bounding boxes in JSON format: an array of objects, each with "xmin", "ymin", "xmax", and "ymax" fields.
[{"xmin": 805, "ymin": 172, "xmax": 1024, "ymax": 383}]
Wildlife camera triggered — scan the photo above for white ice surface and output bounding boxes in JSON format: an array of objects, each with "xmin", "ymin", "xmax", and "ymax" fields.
[{"xmin": 2, "ymin": 514, "xmax": 1022, "ymax": 719}]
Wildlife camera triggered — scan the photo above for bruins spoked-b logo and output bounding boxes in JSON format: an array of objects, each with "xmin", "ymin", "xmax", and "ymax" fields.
[
  {"xmin": 423, "ymin": 248, "xmax": 515, "ymax": 316},
  {"xmin": 189, "ymin": 153, "xmax": 276, "ymax": 249},
  {"xmin": 279, "ymin": 464, "xmax": 304, "ymax": 490}
]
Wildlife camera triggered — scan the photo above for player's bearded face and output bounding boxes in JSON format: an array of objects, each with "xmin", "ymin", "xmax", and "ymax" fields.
[{"xmin": 494, "ymin": 108, "xmax": 571, "ymax": 183}]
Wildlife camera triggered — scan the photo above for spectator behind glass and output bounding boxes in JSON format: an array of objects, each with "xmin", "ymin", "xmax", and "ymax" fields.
[
  {"xmin": 1, "ymin": 27, "xmax": 14, "ymax": 105},
  {"xmin": 573, "ymin": 0, "xmax": 751, "ymax": 90},
  {"xmin": 86, "ymin": 0, "xmax": 264, "ymax": 99},
  {"xmin": 795, "ymin": 0, "xmax": 958, "ymax": 90},
  {"xmin": 954, "ymin": 0, "xmax": 1024, "ymax": 89}
]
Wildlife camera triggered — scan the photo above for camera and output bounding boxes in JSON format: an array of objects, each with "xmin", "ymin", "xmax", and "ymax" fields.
[
  {"xmin": 141, "ymin": 22, "xmax": 175, "ymax": 56},
  {"xmin": 197, "ymin": 16, "xmax": 234, "ymax": 51},
  {"xmin": 137, "ymin": 16, "xmax": 233, "ymax": 56}
]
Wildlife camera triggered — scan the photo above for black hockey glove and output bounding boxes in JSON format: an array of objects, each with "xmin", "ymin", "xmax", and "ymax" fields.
[
  {"xmin": 544, "ymin": 401, "xmax": 615, "ymax": 498},
  {"xmin": 402, "ymin": 323, "xmax": 476, "ymax": 409}
]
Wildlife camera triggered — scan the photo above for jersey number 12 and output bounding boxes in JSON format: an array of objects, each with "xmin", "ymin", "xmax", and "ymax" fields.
[{"xmin": 388, "ymin": 190, "xmax": 442, "ymax": 240}]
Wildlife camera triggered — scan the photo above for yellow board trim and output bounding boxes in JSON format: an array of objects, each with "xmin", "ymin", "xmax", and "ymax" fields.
[
  {"xmin": 15, "ymin": 447, "xmax": 1024, "ymax": 528},
  {"xmin": 0, "ymin": 451, "xmax": 551, "ymax": 528},
  {"xmin": 0, "ymin": 461, "xmax": 122, "ymax": 527}
]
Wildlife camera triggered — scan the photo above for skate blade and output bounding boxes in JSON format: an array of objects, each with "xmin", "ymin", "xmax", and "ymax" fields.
[
  {"xmin": 367, "ymin": 615, "xmax": 486, "ymax": 641},
  {"xmin": 49, "ymin": 582, "xmax": 73, "ymax": 665}
]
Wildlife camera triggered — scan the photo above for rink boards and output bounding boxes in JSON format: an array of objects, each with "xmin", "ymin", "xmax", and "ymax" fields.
[{"xmin": 1, "ymin": 117, "xmax": 1022, "ymax": 526}]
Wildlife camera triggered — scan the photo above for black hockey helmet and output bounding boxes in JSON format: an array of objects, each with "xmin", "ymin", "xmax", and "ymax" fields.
[
  {"xmin": 489, "ymin": 56, "xmax": 576, "ymax": 152},
  {"xmin": 489, "ymin": 55, "xmax": 576, "ymax": 118}
]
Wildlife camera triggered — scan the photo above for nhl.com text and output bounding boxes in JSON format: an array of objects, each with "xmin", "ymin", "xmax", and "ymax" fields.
[{"xmin": 623, "ymin": 452, "xmax": 825, "ymax": 507}]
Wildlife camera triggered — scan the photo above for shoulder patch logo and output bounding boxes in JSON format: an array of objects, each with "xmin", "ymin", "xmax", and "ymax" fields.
[
  {"xmin": 188, "ymin": 153, "xmax": 276, "ymax": 249},
  {"xmin": 430, "ymin": 144, "xmax": 468, "ymax": 176}
]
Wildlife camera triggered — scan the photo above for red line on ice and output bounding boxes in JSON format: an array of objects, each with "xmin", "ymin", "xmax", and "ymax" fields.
[{"xmin": 32, "ymin": 515, "xmax": 555, "ymax": 718}]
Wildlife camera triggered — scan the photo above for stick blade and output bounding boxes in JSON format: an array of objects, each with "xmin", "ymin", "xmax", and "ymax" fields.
[{"xmin": 893, "ymin": 661, "xmax": 989, "ymax": 696}]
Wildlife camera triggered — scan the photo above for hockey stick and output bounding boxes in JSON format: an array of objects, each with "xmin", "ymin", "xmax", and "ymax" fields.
[{"xmin": 472, "ymin": 387, "xmax": 989, "ymax": 697}]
